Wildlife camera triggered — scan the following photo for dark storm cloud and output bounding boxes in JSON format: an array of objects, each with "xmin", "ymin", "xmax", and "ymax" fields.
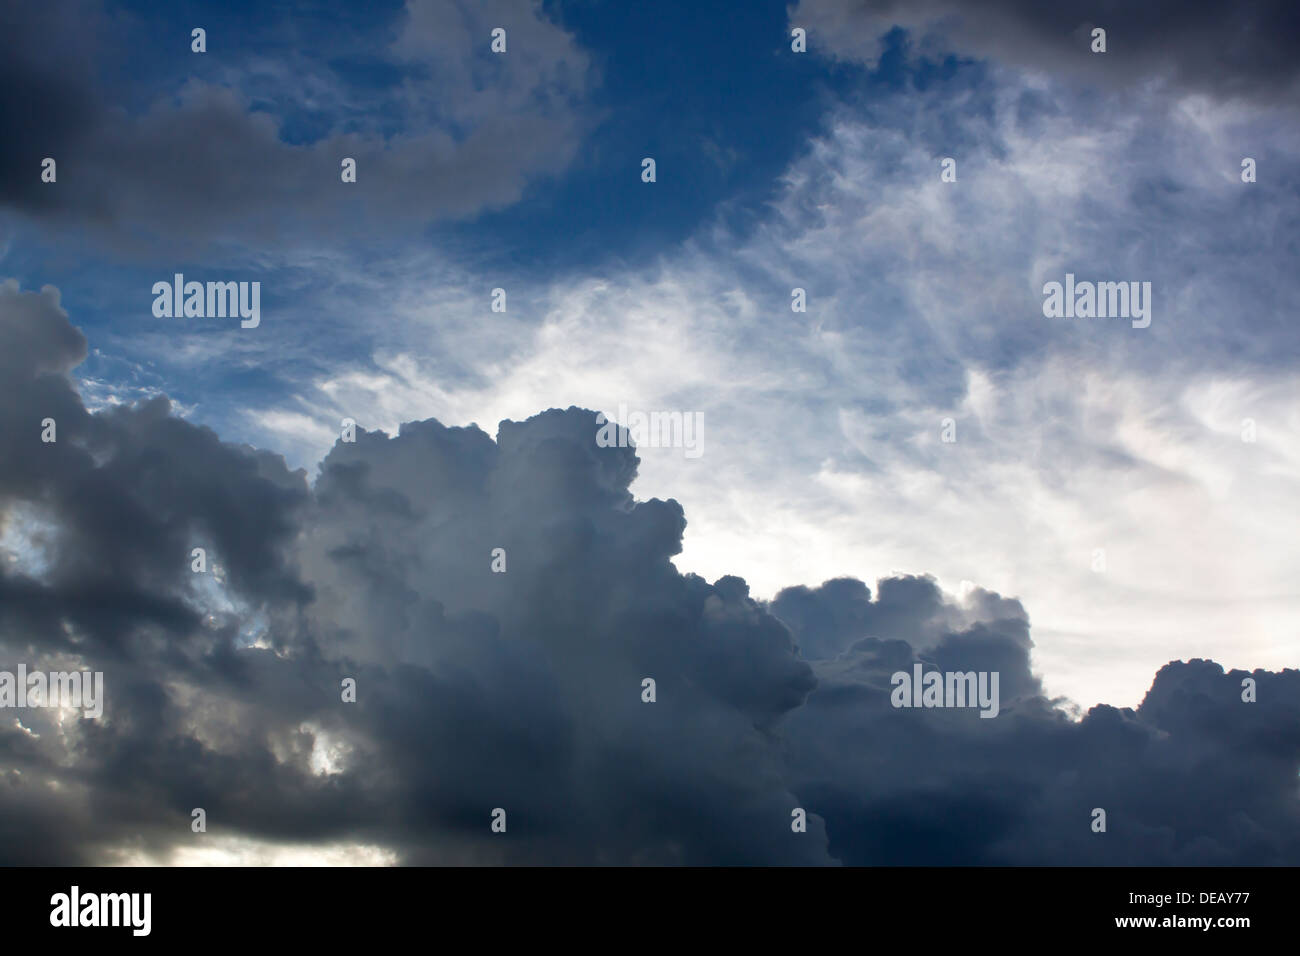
[
  {"xmin": 1, "ymin": 284, "xmax": 1297, "ymax": 864},
  {"xmin": 0, "ymin": 0, "xmax": 594, "ymax": 253},
  {"xmin": 793, "ymin": 0, "xmax": 1300, "ymax": 104},
  {"xmin": 773, "ymin": 578, "xmax": 1300, "ymax": 864},
  {"xmin": 0, "ymin": 281, "xmax": 327, "ymax": 862},
  {"xmin": 0, "ymin": 0, "xmax": 103, "ymax": 219}
]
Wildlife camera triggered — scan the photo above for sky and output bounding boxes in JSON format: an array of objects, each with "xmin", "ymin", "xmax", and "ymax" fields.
[{"xmin": 0, "ymin": 0, "xmax": 1297, "ymax": 866}]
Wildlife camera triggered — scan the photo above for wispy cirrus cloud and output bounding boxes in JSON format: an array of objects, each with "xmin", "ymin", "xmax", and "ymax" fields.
[
  {"xmin": 3, "ymin": 280, "xmax": 1298, "ymax": 865},
  {"xmin": 225, "ymin": 54, "xmax": 1300, "ymax": 709}
]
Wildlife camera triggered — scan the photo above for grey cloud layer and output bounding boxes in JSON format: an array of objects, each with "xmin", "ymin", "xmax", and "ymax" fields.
[
  {"xmin": 0, "ymin": 0, "xmax": 593, "ymax": 253},
  {"xmin": 792, "ymin": 0, "xmax": 1300, "ymax": 103},
  {"xmin": 1, "ymin": 282, "xmax": 1296, "ymax": 864},
  {"xmin": 775, "ymin": 580, "xmax": 1300, "ymax": 864}
]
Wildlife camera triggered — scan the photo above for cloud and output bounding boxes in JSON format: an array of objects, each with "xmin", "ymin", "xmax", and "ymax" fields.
[
  {"xmin": 0, "ymin": 0, "xmax": 596, "ymax": 254},
  {"xmin": 238, "ymin": 58, "xmax": 1300, "ymax": 711},
  {"xmin": 790, "ymin": 0, "xmax": 1300, "ymax": 105},
  {"xmin": 1, "ymin": 282, "xmax": 1297, "ymax": 864},
  {"xmin": 773, "ymin": 578, "xmax": 1300, "ymax": 865},
  {"xmin": 0, "ymin": 281, "xmax": 829, "ymax": 864}
]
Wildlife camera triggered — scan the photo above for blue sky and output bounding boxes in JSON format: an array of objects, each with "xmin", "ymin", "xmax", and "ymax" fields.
[
  {"xmin": 2, "ymin": 0, "xmax": 1298, "ymax": 720},
  {"xmin": 4, "ymin": 0, "xmax": 1300, "ymax": 870}
]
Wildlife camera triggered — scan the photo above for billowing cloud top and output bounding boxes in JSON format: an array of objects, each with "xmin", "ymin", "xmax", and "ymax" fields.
[{"xmin": 2, "ymin": 283, "xmax": 1296, "ymax": 865}]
